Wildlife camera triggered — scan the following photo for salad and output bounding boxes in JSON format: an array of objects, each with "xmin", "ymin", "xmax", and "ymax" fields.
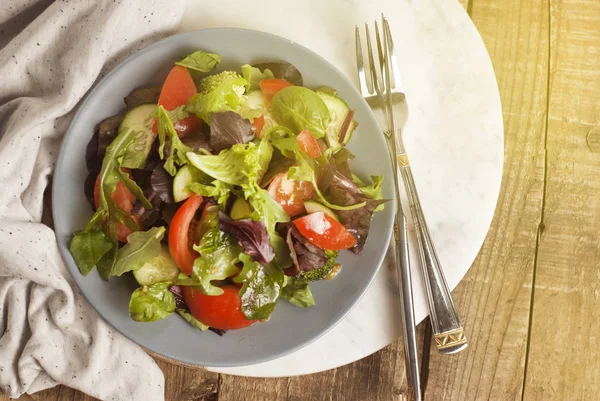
[{"xmin": 71, "ymin": 50, "xmax": 386, "ymax": 333}]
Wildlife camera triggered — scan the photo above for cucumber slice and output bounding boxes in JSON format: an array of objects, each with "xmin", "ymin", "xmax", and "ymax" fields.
[
  {"xmin": 230, "ymin": 197, "xmax": 252, "ymax": 220},
  {"xmin": 316, "ymin": 91, "xmax": 356, "ymax": 150},
  {"xmin": 245, "ymin": 90, "xmax": 270, "ymax": 110},
  {"xmin": 173, "ymin": 164, "xmax": 199, "ymax": 202},
  {"xmin": 315, "ymin": 86, "xmax": 338, "ymax": 96},
  {"xmin": 120, "ymin": 104, "xmax": 157, "ymax": 169},
  {"xmin": 304, "ymin": 200, "xmax": 340, "ymax": 222},
  {"xmin": 133, "ymin": 245, "xmax": 180, "ymax": 286}
]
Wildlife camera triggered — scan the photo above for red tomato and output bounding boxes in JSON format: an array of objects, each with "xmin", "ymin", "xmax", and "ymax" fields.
[
  {"xmin": 293, "ymin": 212, "xmax": 357, "ymax": 250},
  {"xmin": 297, "ymin": 130, "xmax": 322, "ymax": 158},
  {"xmin": 168, "ymin": 194, "xmax": 203, "ymax": 275},
  {"xmin": 153, "ymin": 65, "xmax": 201, "ymax": 137},
  {"xmin": 267, "ymin": 172, "xmax": 314, "ymax": 217},
  {"xmin": 93, "ymin": 170, "xmax": 139, "ymax": 242},
  {"xmin": 259, "ymin": 78, "xmax": 293, "ymax": 102},
  {"xmin": 252, "ymin": 115, "xmax": 265, "ymax": 137},
  {"xmin": 183, "ymin": 286, "xmax": 256, "ymax": 330}
]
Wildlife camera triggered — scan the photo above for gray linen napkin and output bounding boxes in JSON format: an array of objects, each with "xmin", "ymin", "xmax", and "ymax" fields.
[{"xmin": 0, "ymin": 1, "xmax": 184, "ymax": 399}]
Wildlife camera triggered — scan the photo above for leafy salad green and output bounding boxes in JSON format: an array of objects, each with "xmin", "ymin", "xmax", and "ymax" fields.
[{"xmin": 72, "ymin": 49, "xmax": 386, "ymax": 334}]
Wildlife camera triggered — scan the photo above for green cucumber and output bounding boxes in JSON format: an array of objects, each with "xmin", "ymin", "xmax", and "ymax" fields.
[
  {"xmin": 304, "ymin": 200, "xmax": 339, "ymax": 222},
  {"xmin": 316, "ymin": 91, "xmax": 356, "ymax": 149},
  {"xmin": 173, "ymin": 164, "xmax": 199, "ymax": 202},
  {"xmin": 230, "ymin": 197, "xmax": 252, "ymax": 220},
  {"xmin": 120, "ymin": 104, "xmax": 157, "ymax": 169},
  {"xmin": 244, "ymin": 90, "xmax": 277, "ymax": 134},
  {"xmin": 133, "ymin": 245, "xmax": 180, "ymax": 286}
]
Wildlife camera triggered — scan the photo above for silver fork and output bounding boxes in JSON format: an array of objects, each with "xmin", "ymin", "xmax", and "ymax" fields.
[
  {"xmin": 370, "ymin": 15, "xmax": 469, "ymax": 355},
  {"xmin": 356, "ymin": 20, "xmax": 422, "ymax": 401}
]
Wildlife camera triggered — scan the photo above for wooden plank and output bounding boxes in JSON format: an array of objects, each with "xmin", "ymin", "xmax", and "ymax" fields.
[
  {"xmin": 217, "ymin": 325, "xmax": 426, "ymax": 401},
  {"xmin": 424, "ymin": 0, "xmax": 549, "ymax": 399},
  {"xmin": 522, "ymin": 0, "xmax": 600, "ymax": 399}
]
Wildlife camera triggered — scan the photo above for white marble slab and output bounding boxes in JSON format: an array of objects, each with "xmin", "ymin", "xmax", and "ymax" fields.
[{"xmin": 177, "ymin": 0, "xmax": 503, "ymax": 376}]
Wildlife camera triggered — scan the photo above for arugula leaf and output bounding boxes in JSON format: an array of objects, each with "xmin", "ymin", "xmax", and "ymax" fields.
[
  {"xmin": 129, "ymin": 282, "xmax": 176, "ymax": 322},
  {"xmin": 69, "ymin": 228, "xmax": 113, "ymax": 275},
  {"xmin": 176, "ymin": 309, "xmax": 210, "ymax": 331},
  {"xmin": 253, "ymin": 62, "xmax": 303, "ymax": 86},
  {"xmin": 155, "ymin": 105, "xmax": 193, "ymax": 176},
  {"xmin": 271, "ymin": 87, "xmax": 331, "ymax": 138},
  {"xmin": 187, "ymin": 76, "xmax": 248, "ymax": 124},
  {"xmin": 112, "ymin": 227, "xmax": 165, "ymax": 277},
  {"xmin": 176, "ymin": 50, "xmax": 221, "ymax": 72},
  {"xmin": 282, "ymin": 277, "xmax": 315, "ymax": 308},
  {"xmin": 241, "ymin": 64, "xmax": 274, "ymax": 91},
  {"xmin": 189, "ymin": 228, "xmax": 242, "ymax": 295},
  {"xmin": 236, "ymin": 253, "xmax": 284, "ymax": 320}
]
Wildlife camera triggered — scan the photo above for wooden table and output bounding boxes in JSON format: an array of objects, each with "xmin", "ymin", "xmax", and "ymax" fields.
[{"xmin": 3, "ymin": 0, "xmax": 599, "ymax": 399}]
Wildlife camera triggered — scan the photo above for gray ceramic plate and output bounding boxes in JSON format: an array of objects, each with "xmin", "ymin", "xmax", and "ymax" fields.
[{"xmin": 53, "ymin": 28, "xmax": 394, "ymax": 367}]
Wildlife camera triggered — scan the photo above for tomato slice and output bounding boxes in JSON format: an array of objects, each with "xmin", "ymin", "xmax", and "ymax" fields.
[
  {"xmin": 153, "ymin": 65, "xmax": 201, "ymax": 137},
  {"xmin": 259, "ymin": 78, "xmax": 293, "ymax": 102},
  {"xmin": 93, "ymin": 169, "xmax": 139, "ymax": 242},
  {"xmin": 183, "ymin": 285, "xmax": 256, "ymax": 330},
  {"xmin": 297, "ymin": 130, "xmax": 322, "ymax": 158},
  {"xmin": 252, "ymin": 115, "xmax": 265, "ymax": 137},
  {"xmin": 168, "ymin": 194, "xmax": 203, "ymax": 275},
  {"xmin": 293, "ymin": 212, "xmax": 357, "ymax": 250},
  {"xmin": 267, "ymin": 172, "xmax": 314, "ymax": 217}
]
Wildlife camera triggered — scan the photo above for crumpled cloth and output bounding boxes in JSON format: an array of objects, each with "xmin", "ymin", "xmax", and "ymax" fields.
[{"xmin": 0, "ymin": 1, "xmax": 184, "ymax": 399}]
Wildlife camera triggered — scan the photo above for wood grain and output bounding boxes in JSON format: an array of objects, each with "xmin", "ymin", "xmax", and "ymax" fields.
[
  {"xmin": 522, "ymin": 0, "xmax": 600, "ymax": 399},
  {"xmin": 424, "ymin": 0, "xmax": 549, "ymax": 399}
]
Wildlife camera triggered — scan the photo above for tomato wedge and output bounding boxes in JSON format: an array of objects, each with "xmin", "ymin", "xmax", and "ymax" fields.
[
  {"xmin": 259, "ymin": 78, "xmax": 293, "ymax": 102},
  {"xmin": 93, "ymin": 169, "xmax": 139, "ymax": 242},
  {"xmin": 252, "ymin": 115, "xmax": 265, "ymax": 137},
  {"xmin": 267, "ymin": 172, "xmax": 314, "ymax": 217},
  {"xmin": 293, "ymin": 212, "xmax": 357, "ymax": 250},
  {"xmin": 183, "ymin": 285, "xmax": 256, "ymax": 330},
  {"xmin": 297, "ymin": 130, "xmax": 322, "ymax": 158},
  {"xmin": 153, "ymin": 65, "xmax": 201, "ymax": 137},
  {"xmin": 168, "ymin": 194, "xmax": 203, "ymax": 275}
]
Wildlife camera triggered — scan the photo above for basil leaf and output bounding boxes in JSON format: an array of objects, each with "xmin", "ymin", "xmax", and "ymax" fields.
[
  {"xmin": 241, "ymin": 64, "xmax": 274, "ymax": 91},
  {"xmin": 176, "ymin": 50, "xmax": 221, "ymax": 72},
  {"xmin": 282, "ymin": 277, "xmax": 315, "ymax": 308},
  {"xmin": 237, "ymin": 253, "xmax": 284, "ymax": 320},
  {"xmin": 69, "ymin": 228, "xmax": 113, "ymax": 275},
  {"xmin": 271, "ymin": 86, "xmax": 330, "ymax": 138},
  {"xmin": 112, "ymin": 227, "xmax": 165, "ymax": 277},
  {"xmin": 253, "ymin": 62, "xmax": 303, "ymax": 86},
  {"xmin": 129, "ymin": 282, "xmax": 175, "ymax": 322},
  {"xmin": 156, "ymin": 105, "xmax": 193, "ymax": 175},
  {"xmin": 176, "ymin": 309, "xmax": 210, "ymax": 331}
]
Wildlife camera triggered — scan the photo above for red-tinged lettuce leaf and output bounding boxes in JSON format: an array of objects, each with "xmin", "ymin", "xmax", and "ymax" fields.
[
  {"xmin": 150, "ymin": 164, "xmax": 174, "ymax": 204},
  {"xmin": 209, "ymin": 111, "xmax": 254, "ymax": 153},
  {"xmin": 278, "ymin": 222, "xmax": 328, "ymax": 276},
  {"xmin": 168, "ymin": 285, "xmax": 187, "ymax": 309},
  {"xmin": 218, "ymin": 211, "xmax": 275, "ymax": 265},
  {"xmin": 253, "ymin": 62, "xmax": 303, "ymax": 86}
]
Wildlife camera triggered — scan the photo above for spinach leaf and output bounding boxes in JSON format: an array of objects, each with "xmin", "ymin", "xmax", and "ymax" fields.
[
  {"xmin": 112, "ymin": 226, "xmax": 165, "ymax": 277},
  {"xmin": 69, "ymin": 228, "xmax": 113, "ymax": 275},
  {"xmin": 176, "ymin": 50, "xmax": 221, "ymax": 72},
  {"xmin": 177, "ymin": 309, "xmax": 210, "ymax": 331},
  {"xmin": 187, "ymin": 76, "xmax": 247, "ymax": 124},
  {"xmin": 209, "ymin": 111, "xmax": 254, "ymax": 153},
  {"xmin": 129, "ymin": 282, "xmax": 176, "ymax": 322},
  {"xmin": 271, "ymin": 87, "xmax": 330, "ymax": 138},
  {"xmin": 156, "ymin": 105, "xmax": 193, "ymax": 176},
  {"xmin": 236, "ymin": 253, "xmax": 284, "ymax": 320},
  {"xmin": 241, "ymin": 64, "xmax": 274, "ymax": 91},
  {"xmin": 282, "ymin": 277, "xmax": 315, "ymax": 308},
  {"xmin": 218, "ymin": 211, "xmax": 274, "ymax": 265},
  {"xmin": 253, "ymin": 62, "xmax": 303, "ymax": 86}
]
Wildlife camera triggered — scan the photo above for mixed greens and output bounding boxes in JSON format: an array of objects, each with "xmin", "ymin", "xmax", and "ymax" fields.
[{"xmin": 72, "ymin": 50, "xmax": 386, "ymax": 333}]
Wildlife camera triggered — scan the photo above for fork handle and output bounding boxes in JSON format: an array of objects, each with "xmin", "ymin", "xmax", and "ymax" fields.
[{"xmin": 396, "ymin": 139, "xmax": 468, "ymax": 354}]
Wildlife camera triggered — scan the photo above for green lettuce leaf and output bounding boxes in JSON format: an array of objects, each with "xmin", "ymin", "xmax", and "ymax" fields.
[
  {"xmin": 175, "ymin": 50, "xmax": 221, "ymax": 72},
  {"xmin": 176, "ymin": 309, "xmax": 210, "ymax": 331},
  {"xmin": 156, "ymin": 105, "xmax": 193, "ymax": 176},
  {"xmin": 353, "ymin": 174, "xmax": 385, "ymax": 211},
  {"xmin": 282, "ymin": 276, "xmax": 315, "ymax": 308},
  {"xmin": 190, "ymin": 228, "xmax": 242, "ymax": 295},
  {"xmin": 112, "ymin": 227, "xmax": 165, "ymax": 277},
  {"xmin": 188, "ymin": 180, "xmax": 233, "ymax": 207},
  {"xmin": 187, "ymin": 75, "xmax": 247, "ymax": 124},
  {"xmin": 129, "ymin": 282, "xmax": 176, "ymax": 322},
  {"xmin": 271, "ymin": 86, "xmax": 331, "ymax": 138},
  {"xmin": 236, "ymin": 253, "xmax": 284, "ymax": 320},
  {"xmin": 241, "ymin": 64, "xmax": 274, "ymax": 91}
]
